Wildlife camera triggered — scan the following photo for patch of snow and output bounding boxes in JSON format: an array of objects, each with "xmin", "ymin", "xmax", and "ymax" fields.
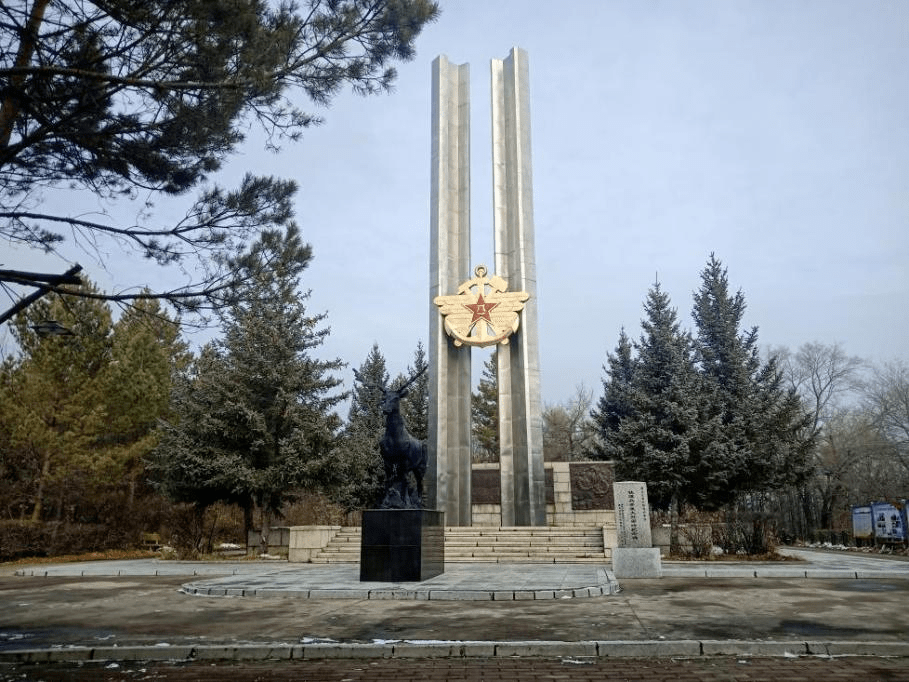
[
  {"xmin": 404, "ymin": 640, "xmax": 463, "ymax": 644},
  {"xmin": 807, "ymin": 542, "xmax": 850, "ymax": 551},
  {"xmin": 0, "ymin": 633, "xmax": 28, "ymax": 641}
]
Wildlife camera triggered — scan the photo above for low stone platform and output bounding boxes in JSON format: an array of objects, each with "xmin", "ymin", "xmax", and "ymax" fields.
[{"xmin": 180, "ymin": 563, "xmax": 618, "ymax": 600}]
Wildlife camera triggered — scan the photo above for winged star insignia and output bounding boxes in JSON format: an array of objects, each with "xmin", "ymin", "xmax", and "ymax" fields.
[{"xmin": 433, "ymin": 265, "xmax": 529, "ymax": 347}]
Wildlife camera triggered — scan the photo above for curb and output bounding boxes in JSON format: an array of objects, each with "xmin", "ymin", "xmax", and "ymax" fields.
[
  {"xmin": 179, "ymin": 583, "xmax": 618, "ymax": 600},
  {"xmin": 179, "ymin": 568, "xmax": 621, "ymax": 601},
  {"xmin": 660, "ymin": 568, "xmax": 909, "ymax": 579},
  {"xmin": 3, "ymin": 640, "xmax": 909, "ymax": 664}
]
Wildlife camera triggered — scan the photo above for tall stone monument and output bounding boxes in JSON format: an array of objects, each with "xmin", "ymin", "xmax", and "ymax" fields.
[
  {"xmin": 428, "ymin": 48, "xmax": 546, "ymax": 527},
  {"xmin": 428, "ymin": 54, "xmax": 472, "ymax": 527}
]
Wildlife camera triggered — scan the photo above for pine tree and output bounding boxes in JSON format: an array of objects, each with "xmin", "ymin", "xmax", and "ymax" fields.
[
  {"xmin": 151, "ymin": 226, "xmax": 345, "ymax": 551},
  {"xmin": 590, "ymin": 328, "xmax": 636, "ymax": 460},
  {"xmin": 472, "ymin": 351, "xmax": 499, "ymax": 462},
  {"xmin": 1, "ymin": 0, "xmax": 440, "ymax": 312},
  {"xmin": 1, "ymin": 284, "xmax": 113, "ymax": 521},
  {"xmin": 97, "ymin": 298, "xmax": 189, "ymax": 509},
  {"xmin": 0, "ymin": 281, "xmax": 190, "ymax": 533}
]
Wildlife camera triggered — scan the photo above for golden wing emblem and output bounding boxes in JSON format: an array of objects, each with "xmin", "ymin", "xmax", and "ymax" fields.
[{"xmin": 434, "ymin": 265, "xmax": 529, "ymax": 347}]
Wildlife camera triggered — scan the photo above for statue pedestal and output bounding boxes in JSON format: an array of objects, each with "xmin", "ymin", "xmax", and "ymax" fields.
[
  {"xmin": 360, "ymin": 509, "xmax": 445, "ymax": 582},
  {"xmin": 612, "ymin": 547, "xmax": 662, "ymax": 578}
]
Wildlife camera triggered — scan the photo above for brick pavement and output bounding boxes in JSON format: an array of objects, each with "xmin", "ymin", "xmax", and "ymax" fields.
[{"xmin": 2, "ymin": 656, "xmax": 908, "ymax": 681}]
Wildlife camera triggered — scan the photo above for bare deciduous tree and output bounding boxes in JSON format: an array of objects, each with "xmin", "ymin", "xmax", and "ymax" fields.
[
  {"xmin": 864, "ymin": 359, "xmax": 909, "ymax": 475},
  {"xmin": 773, "ymin": 341, "xmax": 865, "ymax": 439},
  {"xmin": 542, "ymin": 384, "xmax": 596, "ymax": 462}
]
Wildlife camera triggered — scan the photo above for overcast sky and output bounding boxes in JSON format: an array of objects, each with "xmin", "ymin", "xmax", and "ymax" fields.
[{"xmin": 5, "ymin": 1, "xmax": 908, "ymax": 408}]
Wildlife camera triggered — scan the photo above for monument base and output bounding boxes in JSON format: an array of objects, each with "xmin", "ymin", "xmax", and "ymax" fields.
[
  {"xmin": 360, "ymin": 509, "xmax": 444, "ymax": 582},
  {"xmin": 612, "ymin": 547, "xmax": 662, "ymax": 578}
]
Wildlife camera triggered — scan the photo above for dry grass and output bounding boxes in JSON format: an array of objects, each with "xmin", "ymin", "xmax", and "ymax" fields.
[
  {"xmin": 1, "ymin": 548, "xmax": 158, "ymax": 566},
  {"xmin": 668, "ymin": 551, "xmax": 803, "ymax": 562}
]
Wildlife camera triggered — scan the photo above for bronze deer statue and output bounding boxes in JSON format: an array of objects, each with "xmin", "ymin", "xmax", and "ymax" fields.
[{"xmin": 352, "ymin": 365, "xmax": 428, "ymax": 509}]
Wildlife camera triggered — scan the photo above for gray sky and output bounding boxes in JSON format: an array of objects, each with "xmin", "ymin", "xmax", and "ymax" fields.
[{"xmin": 5, "ymin": 0, "xmax": 908, "ymax": 408}]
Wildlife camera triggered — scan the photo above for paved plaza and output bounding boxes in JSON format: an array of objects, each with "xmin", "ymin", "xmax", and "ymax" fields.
[{"xmin": 1, "ymin": 548, "xmax": 908, "ymax": 679}]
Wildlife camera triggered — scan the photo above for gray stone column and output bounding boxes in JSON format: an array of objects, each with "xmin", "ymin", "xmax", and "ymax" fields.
[
  {"xmin": 491, "ymin": 48, "xmax": 546, "ymax": 527},
  {"xmin": 428, "ymin": 55, "xmax": 472, "ymax": 526}
]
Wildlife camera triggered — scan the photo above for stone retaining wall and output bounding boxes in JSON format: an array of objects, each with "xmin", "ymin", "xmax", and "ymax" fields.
[{"xmin": 472, "ymin": 461, "xmax": 616, "ymax": 527}]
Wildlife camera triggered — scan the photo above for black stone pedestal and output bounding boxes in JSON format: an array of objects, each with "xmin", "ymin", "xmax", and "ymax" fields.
[{"xmin": 359, "ymin": 509, "xmax": 444, "ymax": 582}]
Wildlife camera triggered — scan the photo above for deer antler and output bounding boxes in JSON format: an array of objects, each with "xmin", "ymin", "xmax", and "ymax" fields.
[
  {"xmin": 352, "ymin": 368, "xmax": 384, "ymax": 390},
  {"xmin": 398, "ymin": 364, "xmax": 428, "ymax": 392}
]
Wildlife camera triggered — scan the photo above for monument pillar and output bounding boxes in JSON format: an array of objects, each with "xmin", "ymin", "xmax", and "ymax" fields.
[
  {"xmin": 491, "ymin": 48, "xmax": 546, "ymax": 527},
  {"xmin": 428, "ymin": 55, "xmax": 472, "ymax": 525},
  {"xmin": 429, "ymin": 48, "xmax": 544, "ymax": 527}
]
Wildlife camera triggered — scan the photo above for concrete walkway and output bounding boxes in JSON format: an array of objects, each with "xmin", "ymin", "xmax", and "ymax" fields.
[
  {"xmin": 2, "ymin": 549, "xmax": 909, "ymax": 666},
  {"xmin": 10, "ymin": 547, "xmax": 908, "ymax": 598}
]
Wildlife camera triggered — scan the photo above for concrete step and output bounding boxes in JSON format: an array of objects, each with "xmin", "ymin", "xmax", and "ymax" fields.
[
  {"xmin": 309, "ymin": 525, "xmax": 609, "ymax": 564},
  {"xmin": 445, "ymin": 539, "xmax": 603, "ymax": 546},
  {"xmin": 312, "ymin": 555, "xmax": 609, "ymax": 564}
]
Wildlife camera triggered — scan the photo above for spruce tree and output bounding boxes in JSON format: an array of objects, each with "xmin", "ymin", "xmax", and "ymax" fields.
[
  {"xmin": 335, "ymin": 343, "xmax": 389, "ymax": 511},
  {"xmin": 149, "ymin": 345, "xmax": 244, "ymax": 511},
  {"xmin": 397, "ymin": 341, "xmax": 429, "ymax": 442},
  {"xmin": 151, "ymin": 226, "xmax": 345, "ymax": 551},
  {"xmin": 590, "ymin": 328, "xmax": 636, "ymax": 460},
  {"xmin": 691, "ymin": 254, "xmax": 812, "ymax": 505},
  {"xmin": 612, "ymin": 283, "xmax": 705, "ymax": 510}
]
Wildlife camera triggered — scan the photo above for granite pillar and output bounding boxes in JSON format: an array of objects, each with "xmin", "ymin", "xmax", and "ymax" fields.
[
  {"xmin": 428, "ymin": 55, "xmax": 472, "ymax": 525},
  {"xmin": 492, "ymin": 48, "xmax": 546, "ymax": 527}
]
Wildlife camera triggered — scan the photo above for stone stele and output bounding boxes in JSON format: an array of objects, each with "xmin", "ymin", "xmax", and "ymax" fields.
[
  {"xmin": 611, "ymin": 481, "xmax": 661, "ymax": 578},
  {"xmin": 613, "ymin": 481, "xmax": 652, "ymax": 548}
]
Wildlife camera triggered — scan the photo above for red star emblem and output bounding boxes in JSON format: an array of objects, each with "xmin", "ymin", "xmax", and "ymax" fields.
[{"xmin": 464, "ymin": 293, "xmax": 499, "ymax": 325}]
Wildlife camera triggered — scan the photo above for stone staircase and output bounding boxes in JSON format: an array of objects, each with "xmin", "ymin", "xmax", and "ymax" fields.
[{"xmin": 311, "ymin": 526, "xmax": 609, "ymax": 564}]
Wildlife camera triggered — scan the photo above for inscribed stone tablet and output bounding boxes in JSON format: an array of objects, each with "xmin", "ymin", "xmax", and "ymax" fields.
[{"xmin": 613, "ymin": 481, "xmax": 652, "ymax": 548}]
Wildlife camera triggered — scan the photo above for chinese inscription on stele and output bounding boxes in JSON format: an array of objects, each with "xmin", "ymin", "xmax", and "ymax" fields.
[
  {"xmin": 433, "ymin": 265, "xmax": 529, "ymax": 348},
  {"xmin": 613, "ymin": 481, "xmax": 652, "ymax": 548}
]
